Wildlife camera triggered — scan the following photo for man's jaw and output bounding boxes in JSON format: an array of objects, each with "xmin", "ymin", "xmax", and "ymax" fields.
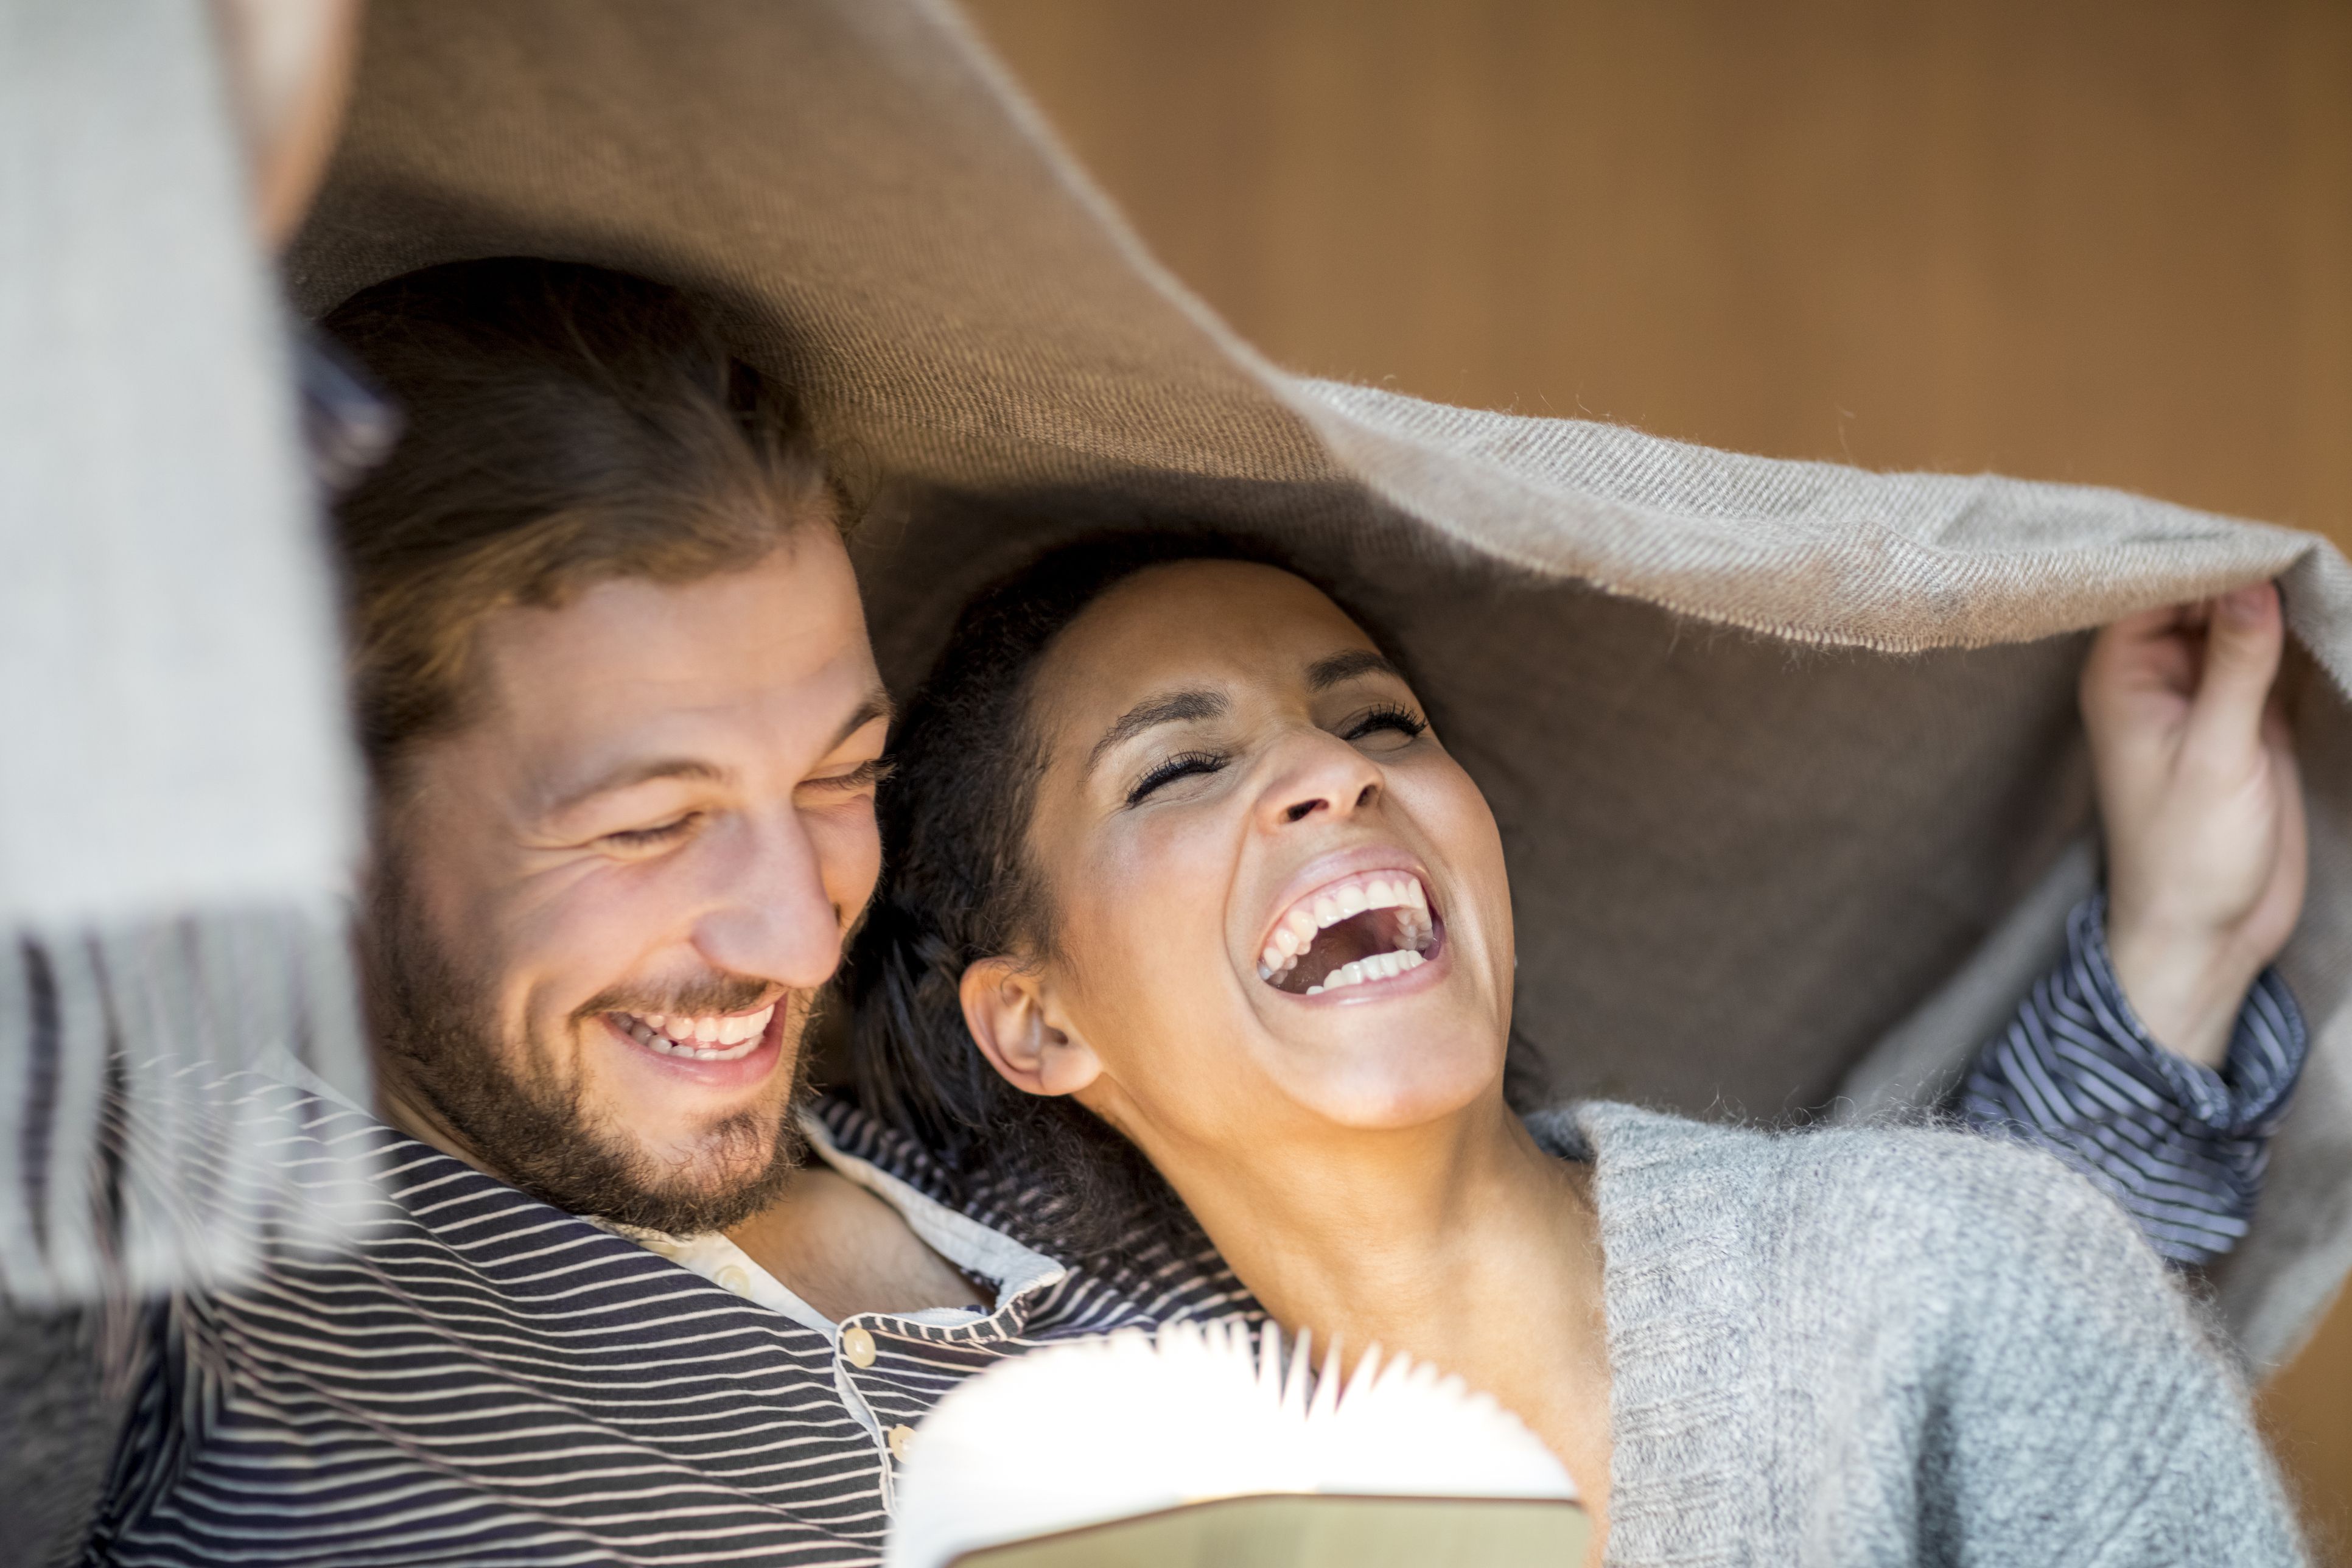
[
  {"xmin": 424, "ymin": 994, "xmax": 816, "ymax": 1234},
  {"xmin": 362, "ymin": 870, "xmax": 816, "ymax": 1231}
]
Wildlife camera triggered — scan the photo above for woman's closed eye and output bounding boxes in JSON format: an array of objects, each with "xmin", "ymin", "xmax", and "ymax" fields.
[
  {"xmin": 1126, "ymin": 750, "xmax": 1226, "ymax": 807},
  {"xmin": 1125, "ymin": 704, "xmax": 1427, "ymax": 806},
  {"xmin": 803, "ymin": 757, "xmax": 897, "ymax": 797},
  {"xmin": 1343, "ymin": 702, "xmax": 1428, "ymax": 747}
]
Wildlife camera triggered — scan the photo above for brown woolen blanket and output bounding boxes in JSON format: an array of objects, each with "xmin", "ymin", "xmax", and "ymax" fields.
[{"xmin": 290, "ymin": 0, "xmax": 2352, "ymax": 1367}]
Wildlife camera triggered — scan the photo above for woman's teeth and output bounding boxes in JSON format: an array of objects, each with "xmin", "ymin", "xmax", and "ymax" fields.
[
  {"xmin": 611, "ymin": 1003, "xmax": 775, "ymax": 1061},
  {"xmin": 1304, "ymin": 948, "xmax": 1428, "ymax": 996},
  {"xmin": 1257, "ymin": 872, "xmax": 1438, "ymax": 995}
]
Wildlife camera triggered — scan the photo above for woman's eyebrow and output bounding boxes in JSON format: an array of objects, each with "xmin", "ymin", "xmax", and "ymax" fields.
[
  {"xmin": 1308, "ymin": 649, "xmax": 1401, "ymax": 690},
  {"xmin": 1086, "ymin": 688, "xmax": 1227, "ymax": 775}
]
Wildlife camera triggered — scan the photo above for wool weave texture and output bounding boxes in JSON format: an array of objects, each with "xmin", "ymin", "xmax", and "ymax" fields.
[
  {"xmin": 1536, "ymin": 1104, "xmax": 2306, "ymax": 1566},
  {"xmin": 281, "ymin": 0, "xmax": 2352, "ymax": 1368}
]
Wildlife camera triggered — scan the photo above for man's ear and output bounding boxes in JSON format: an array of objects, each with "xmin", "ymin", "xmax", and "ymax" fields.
[{"xmin": 960, "ymin": 957, "xmax": 1102, "ymax": 1099}]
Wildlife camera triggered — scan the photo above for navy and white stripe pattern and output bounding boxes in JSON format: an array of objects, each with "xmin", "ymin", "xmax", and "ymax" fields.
[
  {"xmin": 1961, "ymin": 895, "xmax": 2307, "ymax": 1266},
  {"xmin": 93, "ymin": 1082, "xmax": 1247, "ymax": 1567}
]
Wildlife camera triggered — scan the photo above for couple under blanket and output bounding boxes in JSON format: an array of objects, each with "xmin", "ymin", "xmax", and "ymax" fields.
[{"xmin": 83, "ymin": 256, "xmax": 2311, "ymax": 1567}]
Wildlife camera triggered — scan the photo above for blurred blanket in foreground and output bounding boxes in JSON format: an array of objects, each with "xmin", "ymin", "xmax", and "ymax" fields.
[
  {"xmin": 0, "ymin": 0, "xmax": 366, "ymax": 1306},
  {"xmin": 2, "ymin": 6, "xmax": 373, "ymax": 1559}
]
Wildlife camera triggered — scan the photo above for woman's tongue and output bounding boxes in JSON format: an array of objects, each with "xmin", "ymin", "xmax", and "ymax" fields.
[{"xmin": 1272, "ymin": 908, "xmax": 1425, "ymax": 995}]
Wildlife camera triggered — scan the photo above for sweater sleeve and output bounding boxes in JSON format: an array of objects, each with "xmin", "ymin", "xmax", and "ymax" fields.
[
  {"xmin": 1570, "ymin": 1104, "xmax": 2308, "ymax": 1564},
  {"xmin": 1920, "ymin": 1138, "xmax": 2310, "ymax": 1568},
  {"xmin": 1958, "ymin": 895, "xmax": 2308, "ymax": 1265}
]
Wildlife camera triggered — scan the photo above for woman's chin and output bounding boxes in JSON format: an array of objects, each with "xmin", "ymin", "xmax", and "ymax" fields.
[
  {"xmin": 1244, "ymin": 967, "xmax": 1510, "ymax": 1130},
  {"xmin": 1272, "ymin": 1033, "xmax": 1505, "ymax": 1132}
]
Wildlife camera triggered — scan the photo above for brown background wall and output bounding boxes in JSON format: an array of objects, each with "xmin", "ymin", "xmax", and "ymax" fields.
[{"xmin": 961, "ymin": 0, "xmax": 2352, "ymax": 1554}]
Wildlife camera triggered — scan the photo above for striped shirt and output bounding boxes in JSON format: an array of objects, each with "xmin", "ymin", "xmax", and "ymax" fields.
[
  {"xmin": 91, "ymin": 1082, "xmax": 1245, "ymax": 1567},
  {"xmin": 1962, "ymin": 895, "xmax": 2307, "ymax": 1266},
  {"xmin": 86, "ymin": 911, "xmax": 2298, "ymax": 1564}
]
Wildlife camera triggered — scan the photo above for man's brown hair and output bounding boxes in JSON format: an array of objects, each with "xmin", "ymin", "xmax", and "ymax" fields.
[{"xmin": 324, "ymin": 257, "xmax": 838, "ymax": 790}]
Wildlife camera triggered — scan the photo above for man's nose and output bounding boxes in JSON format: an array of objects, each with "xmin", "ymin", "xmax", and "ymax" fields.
[
  {"xmin": 691, "ymin": 816, "xmax": 844, "ymax": 991},
  {"xmin": 1259, "ymin": 731, "xmax": 1384, "ymax": 831}
]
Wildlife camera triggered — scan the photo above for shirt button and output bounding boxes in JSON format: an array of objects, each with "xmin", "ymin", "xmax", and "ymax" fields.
[
  {"xmin": 887, "ymin": 1424, "xmax": 915, "ymax": 1461},
  {"xmin": 841, "ymin": 1325, "xmax": 878, "ymax": 1368},
  {"xmin": 714, "ymin": 1264, "xmax": 752, "ymax": 1296}
]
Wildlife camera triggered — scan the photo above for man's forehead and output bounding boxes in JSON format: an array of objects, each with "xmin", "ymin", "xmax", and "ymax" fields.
[
  {"xmin": 525, "ymin": 662, "xmax": 885, "ymax": 807},
  {"xmin": 485, "ymin": 540, "xmax": 866, "ymax": 683},
  {"xmin": 530, "ymin": 679, "xmax": 892, "ymax": 819},
  {"xmin": 461, "ymin": 544, "xmax": 884, "ymax": 794}
]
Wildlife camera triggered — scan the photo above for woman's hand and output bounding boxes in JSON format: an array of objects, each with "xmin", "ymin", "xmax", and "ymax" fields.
[{"xmin": 2083, "ymin": 583, "xmax": 2306, "ymax": 1069}]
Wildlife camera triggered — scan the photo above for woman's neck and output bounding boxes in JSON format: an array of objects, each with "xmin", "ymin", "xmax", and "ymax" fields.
[{"xmin": 1148, "ymin": 1098, "xmax": 1615, "ymax": 1540}]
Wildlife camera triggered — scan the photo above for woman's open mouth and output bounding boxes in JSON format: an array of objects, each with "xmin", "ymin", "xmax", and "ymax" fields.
[{"xmin": 1257, "ymin": 870, "xmax": 1442, "ymax": 997}]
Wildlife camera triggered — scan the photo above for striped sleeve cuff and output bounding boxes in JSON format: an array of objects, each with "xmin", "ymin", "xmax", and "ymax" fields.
[{"xmin": 1959, "ymin": 895, "xmax": 2309, "ymax": 1267}]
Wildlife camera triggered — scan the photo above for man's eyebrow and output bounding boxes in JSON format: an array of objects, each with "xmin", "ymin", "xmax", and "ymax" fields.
[
  {"xmin": 547, "ymin": 688, "xmax": 892, "ymax": 819},
  {"xmin": 546, "ymin": 758, "xmax": 729, "ymax": 817},
  {"xmin": 832, "ymin": 688, "xmax": 894, "ymax": 751},
  {"xmin": 1308, "ymin": 649, "xmax": 1402, "ymax": 690},
  {"xmin": 1085, "ymin": 688, "xmax": 1228, "ymax": 776}
]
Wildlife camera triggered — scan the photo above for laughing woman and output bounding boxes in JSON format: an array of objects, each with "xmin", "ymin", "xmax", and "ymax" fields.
[{"xmin": 845, "ymin": 536, "xmax": 2306, "ymax": 1565}]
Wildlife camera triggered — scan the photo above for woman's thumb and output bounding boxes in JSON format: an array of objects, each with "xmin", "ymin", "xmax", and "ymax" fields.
[{"xmin": 2188, "ymin": 583, "xmax": 2284, "ymax": 757}]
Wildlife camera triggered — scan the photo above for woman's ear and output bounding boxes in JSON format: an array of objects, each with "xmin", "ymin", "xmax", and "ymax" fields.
[{"xmin": 959, "ymin": 957, "xmax": 1102, "ymax": 1099}]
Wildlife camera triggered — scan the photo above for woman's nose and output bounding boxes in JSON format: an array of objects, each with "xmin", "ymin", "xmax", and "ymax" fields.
[
  {"xmin": 691, "ymin": 816, "xmax": 845, "ymax": 991},
  {"xmin": 1262, "ymin": 733, "xmax": 1384, "ymax": 829}
]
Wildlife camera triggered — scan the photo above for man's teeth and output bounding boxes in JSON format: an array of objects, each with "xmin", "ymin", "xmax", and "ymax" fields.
[
  {"xmin": 1257, "ymin": 873, "xmax": 1435, "ymax": 989},
  {"xmin": 613, "ymin": 1003, "xmax": 776, "ymax": 1061}
]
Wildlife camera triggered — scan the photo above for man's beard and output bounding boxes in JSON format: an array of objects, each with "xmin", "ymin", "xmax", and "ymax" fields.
[{"xmin": 363, "ymin": 859, "xmax": 816, "ymax": 1234}]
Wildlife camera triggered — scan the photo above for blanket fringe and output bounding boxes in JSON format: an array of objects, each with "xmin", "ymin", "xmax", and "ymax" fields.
[{"xmin": 0, "ymin": 905, "xmax": 373, "ymax": 1306}]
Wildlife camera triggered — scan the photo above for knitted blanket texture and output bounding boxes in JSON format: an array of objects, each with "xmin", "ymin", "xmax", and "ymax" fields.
[{"xmin": 1545, "ymin": 1103, "xmax": 2306, "ymax": 1564}]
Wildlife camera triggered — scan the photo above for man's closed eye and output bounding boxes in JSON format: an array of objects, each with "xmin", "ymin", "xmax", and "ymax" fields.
[{"xmin": 601, "ymin": 814, "xmax": 701, "ymax": 852}]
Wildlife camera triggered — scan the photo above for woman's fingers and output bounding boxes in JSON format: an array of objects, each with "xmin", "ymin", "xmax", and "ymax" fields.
[
  {"xmin": 2082, "ymin": 602, "xmax": 2200, "ymax": 721},
  {"xmin": 2101, "ymin": 603, "xmax": 2193, "ymax": 645},
  {"xmin": 2185, "ymin": 583, "xmax": 2284, "ymax": 761}
]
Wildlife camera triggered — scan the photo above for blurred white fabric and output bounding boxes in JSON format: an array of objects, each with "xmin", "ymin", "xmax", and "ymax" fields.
[{"xmin": 0, "ymin": 2, "xmax": 366, "ymax": 1305}]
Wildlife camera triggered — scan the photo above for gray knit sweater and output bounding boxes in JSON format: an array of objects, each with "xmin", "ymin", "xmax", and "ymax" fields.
[{"xmin": 1530, "ymin": 1103, "xmax": 2306, "ymax": 1566}]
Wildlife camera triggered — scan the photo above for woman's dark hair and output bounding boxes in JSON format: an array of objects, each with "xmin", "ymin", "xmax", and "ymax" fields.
[
  {"xmin": 323, "ymin": 257, "xmax": 841, "ymax": 796},
  {"xmin": 843, "ymin": 533, "xmax": 1547, "ymax": 1264}
]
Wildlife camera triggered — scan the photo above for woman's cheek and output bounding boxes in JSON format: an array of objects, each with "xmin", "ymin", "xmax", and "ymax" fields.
[
  {"xmin": 1407, "ymin": 760, "xmax": 1514, "ymax": 947},
  {"xmin": 805, "ymin": 797, "xmax": 883, "ymax": 919},
  {"xmin": 1095, "ymin": 808, "xmax": 1236, "ymax": 973}
]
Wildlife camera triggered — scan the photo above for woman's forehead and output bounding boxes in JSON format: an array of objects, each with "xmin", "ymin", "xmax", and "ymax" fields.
[
  {"xmin": 1030, "ymin": 559, "xmax": 1388, "ymax": 754},
  {"xmin": 1058, "ymin": 559, "xmax": 1370, "ymax": 671}
]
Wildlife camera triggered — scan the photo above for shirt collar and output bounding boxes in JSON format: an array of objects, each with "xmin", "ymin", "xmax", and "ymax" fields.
[{"xmin": 593, "ymin": 1104, "xmax": 1068, "ymax": 1338}]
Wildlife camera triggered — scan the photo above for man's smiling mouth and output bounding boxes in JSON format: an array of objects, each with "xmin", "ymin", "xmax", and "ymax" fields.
[
  {"xmin": 606, "ymin": 1003, "xmax": 776, "ymax": 1062},
  {"xmin": 1258, "ymin": 870, "xmax": 1441, "ymax": 997}
]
